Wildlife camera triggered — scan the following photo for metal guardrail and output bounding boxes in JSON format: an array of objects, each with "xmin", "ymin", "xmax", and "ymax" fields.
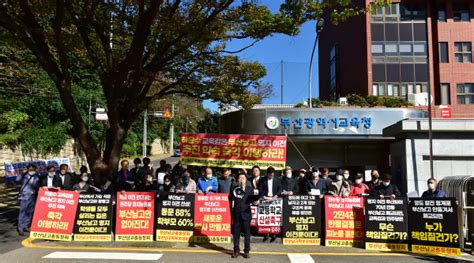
[{"xmin": 438, "ymin": 175, "xmax": 474, "ymax": 251}]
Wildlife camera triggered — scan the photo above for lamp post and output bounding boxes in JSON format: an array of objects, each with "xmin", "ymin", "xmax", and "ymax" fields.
[{"xmin": 308, "ymin": 18, "xmax": 325, "ymax": 108}]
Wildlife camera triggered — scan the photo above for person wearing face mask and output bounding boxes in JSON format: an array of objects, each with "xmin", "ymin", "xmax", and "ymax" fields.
[
  {"xmin": 73, "ymin": 170, "xmax": 92, "ymax": 192},
  {"xmin": 297, "ymin": 169, "xmax": 308, "ymax": 195},
  {"xmin": 137, "ymin": 172, "xmax": 156, "ymax": 192},
  {"xmin": 306, "ymin": 167, "xmax": 328, "ymax": 198},
  {"xmin": 158, "ymin": 174, "xmax": 175, "ymax": 193},
  {"xmin": 17, "ymin": 164, "xmax": 41, "ymax": 236},
  {"xmin": 372, "ymin": 173, "xmax": 401, "ymax": 199},
  {"xmin": 367, "ymin": 169, "xmax": 381, "ymax": 193},
  {"xmin": 176, "ymin": 170, "xmax": 197, "ymax": 193},
  {"xmin": 328, "ymin": 170, "xmax": 350, "ymax": 198},
  {"xmin": 218, "ymin": 168, "xmax": 235, "ymax": 194},
  {"xmin": 350, "ymin": 173, "xmax": 370, "ymax": 196},
  {"xmin": 342, "ymin": 169, "xmax": 352, "ymax": 185},
  {"xmin": 197, "ymin": 167, "xmax": 218, "ymax": 194},
  {"xmin": 41, "ymin": 165, "xmax": 61, "ymax": 189},
  {"xmin": 421, "ymin": 178, "xmax": 447, "ymax": 198},
  {"xmin": 281, "ymin": 166, "xmax": 298, "ymax": 196}
]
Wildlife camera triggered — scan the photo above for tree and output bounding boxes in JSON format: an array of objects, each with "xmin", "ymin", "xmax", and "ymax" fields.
[{"xmin": 0, "ymin": 0, "xmax": 387, "ymax": 179}]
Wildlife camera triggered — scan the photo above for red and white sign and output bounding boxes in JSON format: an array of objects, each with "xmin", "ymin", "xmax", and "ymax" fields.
[
  {"xmin": 30, "ymin": 189, "xmax": 79, "ymax": 241},
  {"xmin": 115, "ymin": 192, "xmax": 155, "ymax": 242},
  {"xmin": 325, "ymin": 196, "xmax": 365, "ymax": 247},
  {"xmin": 194, "ymin": 194, "xmax": 231, "ymax": 243},
  {"xmin": 441, "ymin": 107, "xmax": 452, "ymax": 118}
]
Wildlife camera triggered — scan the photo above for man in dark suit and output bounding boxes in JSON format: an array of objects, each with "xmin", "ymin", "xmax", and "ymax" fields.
[
  {"xmin": 57, "ymin": 164, "xmax": 77, "ymax": 190},
  {"xmin": 259, "ymin": 166, "xmax": 282, "ymax": 200},
  {"xmin": 41, "ymin": 165, "xmax": 62, "ymax": 188},
  {"xmin": 230, "ymin": 173, "xmax": 259, "ymax": 259},
  {"xmin": 258, "ymin": 166, "xmax": 282, "ymax": 242}
]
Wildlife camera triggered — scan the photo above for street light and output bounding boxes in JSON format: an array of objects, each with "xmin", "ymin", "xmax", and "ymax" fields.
[{"xmin": 308, "ymin": 18, "xmax": 325, "ymax": 108}]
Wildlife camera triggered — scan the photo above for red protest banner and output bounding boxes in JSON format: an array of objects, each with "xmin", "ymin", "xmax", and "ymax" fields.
[
  {"xmin": 325, "ymin": 196, "xmax": 365, "ymax": 247},
  {"xmin": 250, "ymin": 205, "xmax": 258, "ymax": 227},
  {"xmin": 115, "ymin": 192, "xmax": 154, "ymax": 242},
  {"xmin": 30, "ymin": 188, "xmax": 79, "ymax": 241},
  {"xmin": 180, "ymin": 133, "xmax": 287, "ymax": 169},
  {"xmin": 194, "ymin": 193, "xmax": 231, "ymax": 243}
]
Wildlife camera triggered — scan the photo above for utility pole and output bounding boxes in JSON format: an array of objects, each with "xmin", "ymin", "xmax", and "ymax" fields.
[
  {"xmin": 281, "ymin": 60, "xmax": 284, "ymax": 104},
  {"xmin": 169, "ymin": 103, "xmax": 175, "ymax": 154},
  {"xmin": 143, "ymin": 109, "xmax": 147, "ymax": 157}
]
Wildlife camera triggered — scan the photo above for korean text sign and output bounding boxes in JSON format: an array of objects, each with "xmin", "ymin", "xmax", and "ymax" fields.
[
  {"xmin": 194, "ymin": 194, "xmax": 231, "ymax": 243},
  {"xmin": 257, "ymin": 199, "xmax": 283, "ymax": 234},
  {"xmin": 282, "ymin": 195, "xmax": 321, "ymax": 245},
  {"xmin": 325, "ymin": 196, "xmax": 365, "ymax": 247},
  {"xmin": 409, "ymin": 198, "xmax": 460, "ymax": 256},
  {"xmin": 115, "ymin": 192, "xmax": 155, "ymax": 242},
  {"xmin": 180, "ymin": 133, "xmax": 287, "ymax": 169},
  {"xmin": 73, "ymin": 193, "xmax": 113, "ymax": 242},
  {"xmin": 156, "ymin": 193, "xmax": 195, "ymax": 242},
  {"xmin": 30, "ymin": 189, "xmax": 79, "ymax": 241},
  {"xmin": 364, "ymin": 197, "xmax": 408, "ymax": 251}
]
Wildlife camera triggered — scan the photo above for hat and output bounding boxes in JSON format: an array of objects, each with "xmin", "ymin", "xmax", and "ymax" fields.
[
  {"xmin": 299, "ymin": 168, "xmax": 307, "ymax": 173},
  {"xmin": 355, "ymin": 173, "xmax": 363, "ymax": 179},
  {"xmin": 336, "ymin": 169, "xmax": 344, "ymax": 176},
  {"xmin": 311, "ymin": 167, "xmax": 319, "ymax": 172}
]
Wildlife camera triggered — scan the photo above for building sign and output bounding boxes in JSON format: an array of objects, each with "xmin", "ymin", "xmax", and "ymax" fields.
[
  {"xmin": 74, "ymin": 193, "xmax": 113, "ymax": 242},
  {"xmin": 282, "ymin": 195, "xmax": 321, "ymax": 245},
  {"xmin": 193, "ymin": 194, "xmax": 231, "ymax": 243},
  {"xmin": 156, "ymin": 193, "xmax": 194, "ymax": 242},
  {"xmin": 180, "ymin": 133, "xmax": 287, "ymax": 169},
  {"xmin": 280, "ymin": 116, "xmax": 372, "ymax": 130},
  {"xmin": 364, "ymin": 197, "xmax": 408, "ymax": 251},
  {"xmin": 30, "ymin": 189, "xmax": 79, "ymax": 241},
  {"xmin": 4, "ymin": 158, "xmax": 72, "ymax": 182},
  {"xmin": 325, "ymin": 196, "xmax": 365, "ymax": 247},
  {"xmin": 409, "ymin": 198, "xmax": 460, "ymax": 256},
  {"xmin": 115, "ymin": 192, "xmax": 155, "ymax": 242},
  {"xmin": 257, "ymin": 199, "xmax": 283, "ymax": 234}
]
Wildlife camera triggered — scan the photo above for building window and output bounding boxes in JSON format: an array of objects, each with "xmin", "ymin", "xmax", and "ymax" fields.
[
  {"xmin": 440, "ymin": 84, "xmax": 451, "ymax": 105},
  {"xmin": 399, "ymin": 43, "xmax": 413, "ymax": 56},
  {"xmin": 413, "ymin": 43, "xmax": 427, "ymax": 56},
  {"xmin": 437, "ymin": 5, "xmax": 447, "ymax": 22},
  {"xmin": 372, "ymin": 84, "xmax": 378, "ymax": 96},
  {"xmin": 385, "ymin": 43, "xmax": 398, "ymax": 56},
  {"xmin": 457, "ymin": 83, "xmax": 474, "ymax": 104},
  {"xmin": 453, "ymin": 4, "xmax": 470, "ymax": 22},
  {"xmin": 378, "ymin": 84, "xmax": 386, "ymax": 96},
  {"xmin": 371, "ymin": 43, "xmax": 384, "ymax": 56},
  {"xmin": 400, "ymin": 4, "xmax": 426, "ymax": 20},
  {"xmin": 329, "ymin": 45, "xmax": 338, "ymax": 98},
  {"xmin": 439, "ymin": 42, "xmax": 449, "ymax": 63},
  {"xmin": 455, "ymin": 42, "xmax": 472, "ymax": 63}
]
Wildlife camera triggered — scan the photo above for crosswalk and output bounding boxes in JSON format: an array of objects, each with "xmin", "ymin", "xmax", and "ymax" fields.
[
  {"xmin": 287, "ymin": 254, "xmax": 315, "ymax": 263},
  {"xmin": 43, "ymin": 252, "xmax": 164, "ymax": 261}
]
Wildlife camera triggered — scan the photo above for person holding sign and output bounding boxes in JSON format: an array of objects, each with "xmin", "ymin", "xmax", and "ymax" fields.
[
  {"xmin": 197, "ymin": 167, "xmax": 218, "ymax": 194},
  {"xmin": 421, "ymin": 178, "xmax": 447, "ymax": 198},
  {"xmin": 17, "ymin": 164, "xmax": 41, "ymax": 236},
  {"xmin": 230, "ymin": 173, "xmax": 259, "ymax": 259},
  {"xmin": 259, "ymin": 166, "xmax": 282, "ymax": 243},
  {"xmin": 350, "ymin": 173, "xmax": 370, "ymax": 196},
  {"xmin": 41, "ymin": 165, "xmax": 61, "ymax": 189},
  {"xmin": 281, "ymin": 166, "xmax": 298, "ymax": 196},
  {"xmin": 327, "ymin": 170, "xmax": 350, "ymax": 197},
  {"xmin": 306, "ymin": 167, "xmax": 328, "ymax": 198},
  {"xmin": 372, "ymin": 173, "xmax": 401, "ymax": 199}
]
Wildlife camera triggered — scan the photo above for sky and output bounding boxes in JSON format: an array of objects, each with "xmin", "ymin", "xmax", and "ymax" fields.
[{"xmin": 204, "ymin": 0, "xmax": 320, "ymax": 112}]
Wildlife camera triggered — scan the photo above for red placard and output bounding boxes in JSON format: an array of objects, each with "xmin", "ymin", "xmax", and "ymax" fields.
[
  {"xmin": 325, "ymin": 196, "xmax": 365, "ymax": 247},
  {"xmin": 115, "ymin": 192, "xmax": 154, "ymax": 242},
  {"xmin": 441, "ymin": 108, "xmax": 452, "ymax": 118},
  {"xmin": 250, "ymin": 205, "xmax": 258, "ymax": 227},
  {"xmin": 180, "ymin": 133, "xmax": 287, "ymax": 169},
  {"xmin": 30, "ymin": 188, "xmax": 79, "ymax": 241},
  {"xmin": 194, "ymin": 193, "xmax": 231, "ymax": 243}
]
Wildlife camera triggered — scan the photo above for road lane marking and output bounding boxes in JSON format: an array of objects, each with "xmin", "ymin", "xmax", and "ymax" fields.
[
  {"xmin": 43, "ymin": 252, "xmax": 163, "ymax": 261},
  {"xmin": 288, "ymin": 254, "xmax": 314, "ymax": 263},
  {"xmin": 22, "ymin": 238, "xmax": 412, "ymax": 257}
]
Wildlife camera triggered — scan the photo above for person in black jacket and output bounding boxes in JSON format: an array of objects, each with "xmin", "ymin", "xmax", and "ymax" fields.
[
  {"xmin": 57, "ymin": 164, "xmax": 77, "ymax": 190},
  {"xmin": 372, "ymin": 173, "xmax": 401, "ymax": 199},
  {"xmin": 280, "ymin": 166, "xmax": 298, "ymax": 196},
  {"xmin": 41, "ymin": 165, "xmax": 62, "ymax": 189},
  {"xmin": 259, "ymin": 166, "xmax": 282, "ymax": 200},
  {"xmin": 230, "ymin": 173, "xmax": 259, "ymax": 259}
]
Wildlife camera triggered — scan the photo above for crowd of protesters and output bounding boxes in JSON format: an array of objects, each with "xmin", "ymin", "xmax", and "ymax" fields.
[{"xmin": 15, "ymin": 158, "xmax": 447, "ymax": 237}]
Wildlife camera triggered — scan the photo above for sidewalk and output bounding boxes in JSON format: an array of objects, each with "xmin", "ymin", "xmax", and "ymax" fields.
[{"xmin": 23, "ymin": 237, "xmax": 474, "ymax": 261}]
